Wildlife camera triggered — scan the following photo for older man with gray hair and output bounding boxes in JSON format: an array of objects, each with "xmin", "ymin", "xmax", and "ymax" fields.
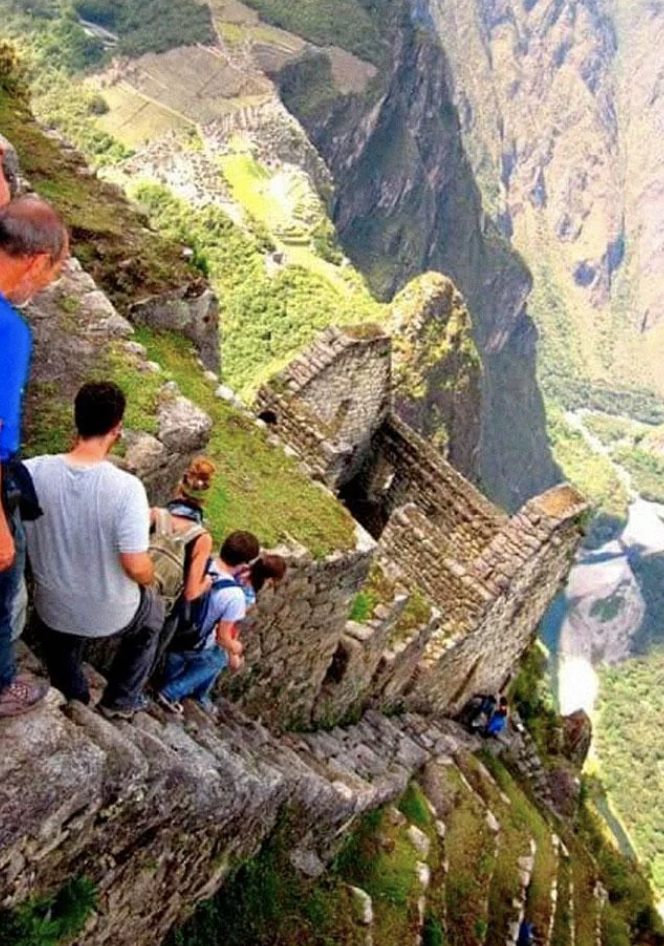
[{"xmin": 0, "ymin": 193, "xmax": 69, "ymax": 718}]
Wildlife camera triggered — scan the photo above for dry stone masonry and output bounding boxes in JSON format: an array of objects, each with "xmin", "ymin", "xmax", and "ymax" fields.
[{"xmin": 246, "ymin": 326, "xmax": 587, "ymax": 728}]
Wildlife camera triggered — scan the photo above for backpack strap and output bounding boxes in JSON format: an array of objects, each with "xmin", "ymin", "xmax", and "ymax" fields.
[
  {"xmin": 180, "ymin": 523, "xmax": 208, "ymax": 546},
  {"xmin": 153, "ymin": 508, "xmax": 173, "ymax": 537}
]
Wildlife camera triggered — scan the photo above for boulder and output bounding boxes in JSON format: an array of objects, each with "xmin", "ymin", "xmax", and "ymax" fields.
[{"xmin": 561, "ymin": 709, "xmax": 592, "ymax": 767}]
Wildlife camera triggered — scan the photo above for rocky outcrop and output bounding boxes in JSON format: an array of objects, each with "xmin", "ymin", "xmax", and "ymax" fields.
[
  {"xmin": 390, "ymin": 272, "xmax": 482, "ymax": 480},
  {"xmin": 277, "ymin": 23, "xmax": 559, "ymax": 510},
  {"xmin": 24, "ymin": 258, "xmax": 212, "ymax": 503},
  {"xmin": 129, "ymin": 286, "xmax": 221, "ymax": 374}
]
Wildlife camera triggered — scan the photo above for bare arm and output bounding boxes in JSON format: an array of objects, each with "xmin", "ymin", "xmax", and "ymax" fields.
[
  {"xmin": 183, "ymin": 532, "xmax": 213, "ymax": 601},
  {"xmin": 215, "ymin": 620, "xmax": 243, "ymax": 654},
  {"xmin": 120, "ymin": 551, "xmax": 154, "ymax": 587}
]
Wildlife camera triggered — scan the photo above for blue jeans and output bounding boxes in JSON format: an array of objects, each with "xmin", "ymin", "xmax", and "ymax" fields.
[
  {"xmin": 0, "ymin": 508, "xmax": 24, "ymax": 692},
  {"xmin": 161, "ymin": 645, "xmax": 228, "ymax": 704}
]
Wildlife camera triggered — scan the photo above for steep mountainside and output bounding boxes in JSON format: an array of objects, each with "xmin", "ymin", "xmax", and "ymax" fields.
[{"xmin": 275, "ymin": 11, "xmax": 558, "ymax": 509}]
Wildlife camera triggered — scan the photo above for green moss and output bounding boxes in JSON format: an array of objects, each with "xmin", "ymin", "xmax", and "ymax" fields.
[
  {"xmin": 349, "ymin": 562, "xmax": 396, "ymax": 621},
  {"xmin": 349, "ymin": 590, "xmax": 377, "ymax": 623},
  {"xmin": 0, "ymin": 877, "xmax": 96, "ymax": 946},
  {"xmin": 439, "ymin": 764, "xmax": 495, "ymax": 946},
  {"xmin": 398, "ymin": 781, "xmax": 432, "ymax": 830},
  {"xmin": 135, "ymin": 327, "xmax": 356, "ymax": 558},
  {"xmin": 389, "ymin": 589, "xmax": 432, "ymax": 647}
]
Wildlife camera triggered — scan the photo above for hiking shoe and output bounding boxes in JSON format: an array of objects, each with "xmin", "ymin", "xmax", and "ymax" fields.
[
  {"xmin": 98, "ymin": 694, "xmax": 151, "ymax": 721},
  {"xmin": 155, "ymin": 692, "xmax": 184, "ymax": 716},
  {"xmin": 0, "ymin": 675, "xmax": 49, "ymax": 719}
]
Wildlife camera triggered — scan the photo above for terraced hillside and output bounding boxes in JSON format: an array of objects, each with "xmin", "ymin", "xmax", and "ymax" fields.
[{"xmin": 168, "ymin": 734, "xmax": 655, "ymax": 946}]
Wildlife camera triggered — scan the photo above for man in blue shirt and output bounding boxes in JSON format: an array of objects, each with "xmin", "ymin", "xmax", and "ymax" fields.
[{"xmin": 0, "ymin": 195, "xmax": 68, "ymax": 718}]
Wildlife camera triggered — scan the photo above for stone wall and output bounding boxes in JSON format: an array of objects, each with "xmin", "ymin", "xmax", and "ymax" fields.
[
  {"xmin": 256, "ymin": 326, "xmax": 392, "ymax": 488},
  {"xmin": 220, "ymin": 528, "xmax": 376, "ymax": 731},
  {"xmin": 366, "ymin": 415, "xmax": 506, "ymax": 562},
  {"xmin": 406, "ymin": 485, "xmax": 588, "ymax": 714},
  {"xmin": 0, "ymin": 674, "xmax": 467, "ymax": 946}
]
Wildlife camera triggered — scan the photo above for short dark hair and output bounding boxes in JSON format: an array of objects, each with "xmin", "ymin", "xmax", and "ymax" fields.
[
  {"xmin": 74, "ymin": 381, "xmax": 126, "ymax": 439},
  {"xmin": 0, "ymin": 196, "xmax": 68, "ymax": 265},
  {"xmin": 220, "ymin": 531, "xmax": 260, "ymax": 568}
]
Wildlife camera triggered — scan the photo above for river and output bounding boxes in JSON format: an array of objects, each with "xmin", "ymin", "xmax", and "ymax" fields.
[{"xmin": 540, "ymin": 412, "xmax": 664, "ymax": 718}]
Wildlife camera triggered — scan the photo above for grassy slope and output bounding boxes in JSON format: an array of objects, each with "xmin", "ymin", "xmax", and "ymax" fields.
[
  {"xmin": 0, "ymin": 81, "xmax": 198, "ymax": 311},
  {"xmin": 136, "ymin": 328, "xmax": 356, "ymax": 556}
]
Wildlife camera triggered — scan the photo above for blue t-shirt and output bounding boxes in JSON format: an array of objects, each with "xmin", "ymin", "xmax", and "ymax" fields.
[{"xmin": 0, "ymin": 291, "xmax": 31, "ymax": 462}]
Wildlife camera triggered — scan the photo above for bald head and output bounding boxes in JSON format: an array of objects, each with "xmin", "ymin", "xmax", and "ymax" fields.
[
  {"xmin": 0, "ymin": 196, "xmax": 68, "ymax": 265},
  {"xmin": 0, "ymin": 196, "xmax": 69, "ymax": 304}
]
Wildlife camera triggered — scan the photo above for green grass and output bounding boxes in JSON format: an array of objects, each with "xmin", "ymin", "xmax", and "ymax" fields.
[
  {"xmin": 455, "ymin": 753, "xmax": 532, "ymax": 946},
  {"xmin": 398, "ymin": 781, "xmax": 432, "ymax": 830},
  {"xmin": 135, "ymin": 327, "xmax": 356, "ymax": 557},
  {"xmin": 166, "ymin": 823, "xmax": 365, "ymax": 946},
  {"xmin": 438, "ymin": 764, "xmax": 495, "ymax": 946},
  {"xmin": 0, "ymin": 877, "xmax": 96, "ymax": 946},
  {"xmin": 549, "ymin": 854, "xmax": 572, "ymax": 946},
  {"xmin": 333, "ymin": 806, "xmax": 422, "ymax": 945},
  {"xmin": 23, "ymin": 345, "xmax": 163, "ymax": 457},
  {"xmin": 478, "ymin": 752, "xmax": 558, "ymax": 937}
]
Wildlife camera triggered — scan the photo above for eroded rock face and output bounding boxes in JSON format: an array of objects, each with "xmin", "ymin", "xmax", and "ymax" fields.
[
  {"xmin": 390, "ymin": 272, "xmax": 482, "ymax": 480},
  {"xmin": 561, "ymin": 708, "xmax": 592, "ymax": 767},
  {"xmin": 129, "ymin": 287, "xmax": 221, "ymax": 374}
]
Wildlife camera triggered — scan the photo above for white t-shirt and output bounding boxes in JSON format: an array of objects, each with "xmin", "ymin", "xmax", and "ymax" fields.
[{"xmin": 24, "ymin": 456, "xmax": 150, "ymax": 637}]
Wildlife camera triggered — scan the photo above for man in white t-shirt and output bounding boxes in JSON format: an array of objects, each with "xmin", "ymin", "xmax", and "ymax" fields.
[
  {"xmin": 156, "ymin": 530, "xmax": 259, "ymax": 715},
  {"xmin": 25, "ymin": 381, "xmax": 164, "ymax": 719}
]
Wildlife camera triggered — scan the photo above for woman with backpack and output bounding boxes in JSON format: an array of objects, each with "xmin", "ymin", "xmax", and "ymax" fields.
[{"xmin": 149, "ymin": 457, "xmax": 216, "ymax": 661}]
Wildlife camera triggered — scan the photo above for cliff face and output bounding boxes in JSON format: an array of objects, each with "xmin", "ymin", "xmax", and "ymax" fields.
[
  {"xmin": 278, "ymin": 19, "xmax": 559, "ymax": 509},
  {"xmin": 421, "ymin": 0, "xmax": 664, "ymax": 404}
]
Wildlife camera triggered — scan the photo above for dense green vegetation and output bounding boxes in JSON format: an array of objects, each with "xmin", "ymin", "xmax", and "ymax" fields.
[
  {"xmin": 133, "ymin": 183, "xmax": 383, "ymax": 396},
  {"xmin": 72, "ymin": 0, "xmax": 214, "ymax": 56},
  {"xmin": 546, "ymin": 404, "xmax": 629, "ymax": 526},
  {"xmin": 239, "ymin": 0, "xmax": 400, "ymax": 64},
  {"xmin": 596, "ymin": 648, "xmax": 664, "ymax": 896},
  {"xmin": 0, "ymin": 878, "xmax": 96, "ymax": 946}
]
